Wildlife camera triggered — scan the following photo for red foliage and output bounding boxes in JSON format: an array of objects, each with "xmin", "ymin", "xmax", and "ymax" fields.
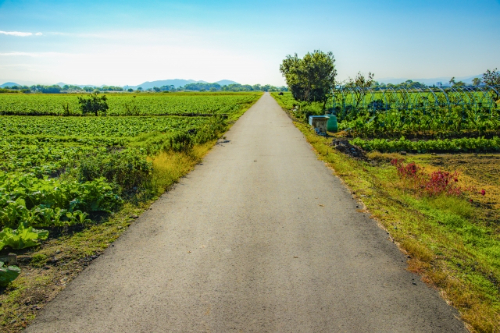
[{"xmin": 391, "ymin": 159, "xmax": 464, "ymax": 197}]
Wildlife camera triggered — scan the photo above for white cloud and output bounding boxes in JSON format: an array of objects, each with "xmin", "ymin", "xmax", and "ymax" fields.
[
  {"xmin": 0, "ymin": 31, "xmax": 42, "ymax": 37},
  {"xmin": 0, "ymin": 52, "xmax": 73, "ymax": 57}
]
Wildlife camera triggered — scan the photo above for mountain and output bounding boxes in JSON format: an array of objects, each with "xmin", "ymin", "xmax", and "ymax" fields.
[
  {"xmin": 215, "ymin": 80, "xmax": 238, "ymax": 86},
  {"xmin": 125, "ymin": 79, "xmax": 240, "ymax": 90},
  {"xmin": 378, "ymin": 74, "xmax": 482, "ymax": 86},
  {"xmin": 1, "ymin": 82, "xmax": 21, "ymax": 88},
  {"xmin": 126, "ymin": 79, "xmax": 202, "ymax": 90}
]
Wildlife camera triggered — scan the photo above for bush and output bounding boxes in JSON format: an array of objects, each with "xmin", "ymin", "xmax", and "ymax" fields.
[{"xmin": 77, "ymin": 150, "xmax": 152, "ymax": 192}]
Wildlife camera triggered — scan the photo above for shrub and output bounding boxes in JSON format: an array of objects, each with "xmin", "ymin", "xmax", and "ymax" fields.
[{"xmin": 78, "ymin": 150, "xmax": 152, "ymax": 192}]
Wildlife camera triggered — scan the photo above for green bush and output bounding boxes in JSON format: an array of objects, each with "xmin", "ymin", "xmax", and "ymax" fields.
[{"xmin": 78, "ymin": 150, "xmax": 152, "ymax": 192}]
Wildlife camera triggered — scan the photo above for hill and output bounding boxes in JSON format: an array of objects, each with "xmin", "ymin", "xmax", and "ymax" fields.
[{"xmin": 0, "ymin": 82, "xmax": 21, "ymax": 88}]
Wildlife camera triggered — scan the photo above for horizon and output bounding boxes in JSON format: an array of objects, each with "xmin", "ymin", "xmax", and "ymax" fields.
[{"xmin": 1, "ymin": 0, "xmax": 499, "ymax": 86}]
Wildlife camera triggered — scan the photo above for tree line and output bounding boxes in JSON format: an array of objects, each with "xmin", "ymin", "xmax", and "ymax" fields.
[{"xmin": 1, "ymin": 82, "xmax": 288, "ymax": 94}]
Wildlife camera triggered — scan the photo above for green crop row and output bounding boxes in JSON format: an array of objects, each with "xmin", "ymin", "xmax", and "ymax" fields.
[
  {"xmin": 0, "ymin": 92, "xmax": 261, "ymax": 116},
  {"xmin": 351, "ymin": 136, "xmax": 500, "ymax": 153},
  {"xmin": 1, "ymin": 115, "xmax": 213, "ymax": 137},
  {"xmin": 0, "ymin": 96, "xmax": 252, "ymax": 252}
]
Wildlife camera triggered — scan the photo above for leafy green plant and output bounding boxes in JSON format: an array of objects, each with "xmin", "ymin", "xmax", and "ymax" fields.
[
  {"xmin": 0, "ymin": 261, "xmax": 20, "ymax": 287},
  {"xmin": 351, "ymin": 136, "xmax": 500, "ymax": 153},
  {"xmin": 0, "ymin": 222, "xmax": 48, "ymax": 251}
]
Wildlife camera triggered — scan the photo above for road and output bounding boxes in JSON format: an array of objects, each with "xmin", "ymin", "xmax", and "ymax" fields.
[{"xmin": 27, "ymin": 93, "xmax": 466, "ymax": 332}]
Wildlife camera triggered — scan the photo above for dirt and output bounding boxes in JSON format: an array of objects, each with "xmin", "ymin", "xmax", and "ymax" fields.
[{"xmin": 330, "ymin": 137, "xmax": 368, "ymax": 160}]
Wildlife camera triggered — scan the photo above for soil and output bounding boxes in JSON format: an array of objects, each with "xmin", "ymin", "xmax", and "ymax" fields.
[{"xmin": 330, "ymin": 138, "xmax": 367, "ymax": 160}]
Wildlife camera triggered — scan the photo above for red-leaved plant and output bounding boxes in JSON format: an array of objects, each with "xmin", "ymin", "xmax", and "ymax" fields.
[{"xmin": 391, "ymin": 159, "xmax": 465, "ymax": 197}]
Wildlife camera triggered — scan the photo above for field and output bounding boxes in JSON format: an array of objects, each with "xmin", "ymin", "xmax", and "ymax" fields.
[
  {"xmin": 271, "ymin": 92, "xmax": 500, "ymax": 332},
  {"xmin": 0, "ymin": 92, "xmax": 260, "ymax": 231},
  {"xmin": 275, "ymin": 89, "xmax": 500, "ymax": 139},
  {"xmin": 0, "ymin": 92, "xmax": 260, "ymax": 116}
]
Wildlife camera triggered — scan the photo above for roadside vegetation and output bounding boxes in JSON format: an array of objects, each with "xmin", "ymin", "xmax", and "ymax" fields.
[
  {"xmin": 272, "ymin": 56, "xmax": 500, "ymax": 332},
  {"xmin": 0, "ymin": 92, "xmax": 261, "ymax": 332}
]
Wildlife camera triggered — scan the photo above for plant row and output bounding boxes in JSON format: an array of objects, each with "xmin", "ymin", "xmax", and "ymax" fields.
[
  {"xmin": 351, "ymin": 136, "xmax": 500, "ymax": 153},
  {"xmin": 0, "ymin": 93, "xmax": 260, "ymax": 116}
]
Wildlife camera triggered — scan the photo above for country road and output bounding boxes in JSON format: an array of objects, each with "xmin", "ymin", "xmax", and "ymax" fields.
[{"xmin": 26, "ymin": 93, "xmax": 466, "ymax": 332}]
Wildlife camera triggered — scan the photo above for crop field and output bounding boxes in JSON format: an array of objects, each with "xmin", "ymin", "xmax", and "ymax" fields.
[
  {"xmin": 274, "ymin": 89, "xmax": 500, "ymax": 139},
  {"xmin": 0, "ymin": 92, "xmax": 261, "ymax": 116},
  {"xmin": 0, "ymin": 92, "xmax": 261, "ymax": 249}
]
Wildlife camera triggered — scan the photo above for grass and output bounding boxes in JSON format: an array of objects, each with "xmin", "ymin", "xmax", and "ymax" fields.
[{"xmin": 277, "ymin": 102, "xmax": 500, "ymax": 332}]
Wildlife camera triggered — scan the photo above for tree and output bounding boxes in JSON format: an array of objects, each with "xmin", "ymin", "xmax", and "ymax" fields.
[
  {"xmin": 345, "ymin": 72, "xmax": 375, "ymax": 108},
  {"xmin": 482, "ymin": 68, "xmax": 500, "ymax": 86},
  {"xmin": 279, "ymin": 50, "xmax": 337, "ymax": 110},
  {"xmin": 77, "ymin": 93, "xmax": 109, "ymax": 116},
  {"xmin": 449, "ymin": 77, "xmax": 456, "ymax": 86},
  {"xmin": 472, "ymin": 78, "xmax": 482, "ymax": 87},
  {"xmin": 482, "ymin": 68, "xmax": 500, "ymax": 99}
]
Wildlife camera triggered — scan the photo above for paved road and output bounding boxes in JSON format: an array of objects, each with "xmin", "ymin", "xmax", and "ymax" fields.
[{"xmin": 27, "ymin": 93, "xmax": 466, "ymax": 332}]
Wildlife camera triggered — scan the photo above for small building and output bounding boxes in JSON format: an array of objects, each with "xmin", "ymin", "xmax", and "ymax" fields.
[{"xmin": 308, "ymin": 115, "xmax": 329, "ymax": 135}]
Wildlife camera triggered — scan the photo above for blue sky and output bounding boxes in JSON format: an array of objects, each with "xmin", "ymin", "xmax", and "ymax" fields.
[{"xmin": 0, "ymin": 0, "xmax": 499, "ymax": 86}]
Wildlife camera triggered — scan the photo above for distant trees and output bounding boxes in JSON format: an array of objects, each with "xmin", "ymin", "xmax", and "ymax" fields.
[
  {"xmin": 472, "ymin": 78, "xmax": 482, "ymax": 87},
  {"xmin": 280, "ymin": 50, "xmax": 337, "ymax": 110}
]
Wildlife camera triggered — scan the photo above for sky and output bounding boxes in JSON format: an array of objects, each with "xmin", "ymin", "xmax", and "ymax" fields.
[{"xmin": 0, "ymin": 0, "xmax": 499, "ymax": 86}]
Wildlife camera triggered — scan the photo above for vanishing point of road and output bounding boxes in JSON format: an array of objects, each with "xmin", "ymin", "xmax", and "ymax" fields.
[{"xmin": 27, "ymin": 93, "xmax": 466, "ymax": 332}]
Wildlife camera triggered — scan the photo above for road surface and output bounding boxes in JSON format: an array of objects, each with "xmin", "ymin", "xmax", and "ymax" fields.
[{"xmin": 27, "ymin": 93, "xmax": 466, "ymax": 332}]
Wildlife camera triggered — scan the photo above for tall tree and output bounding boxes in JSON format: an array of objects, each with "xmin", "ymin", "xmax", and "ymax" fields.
[{"xmin": 280, "ymin": 50, "xmax": 337, "ymax": 110}]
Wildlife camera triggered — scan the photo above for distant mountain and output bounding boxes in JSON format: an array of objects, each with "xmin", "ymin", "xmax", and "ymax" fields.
[
  {"xmin": 215, "ymin": 80, "xmax": 238, "ymax": 86},
  {"xmin": 378, "ymin": 74, "xmax": 482, "ymax": 86},
  {"xmin": 125, "ymin": 79, "xmax": 240, "ymax": 90},
  {"xmin": 126, "ymin": 79, "xmax": 201, "ymax": 90},
  {"xmin": 1, "ymin": 82, "xmax": 21, "ymax": 88}
]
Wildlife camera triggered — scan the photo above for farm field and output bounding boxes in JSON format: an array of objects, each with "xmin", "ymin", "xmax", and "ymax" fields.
[
  {"xmin": 0, "ymin": 92, "xmax": 261, "ymax": 116},
  {"xmin": 271, "ymin": 92, "xmax": 500, "ymax": 332},
  {"xmin": 0, "ymin": 92, "xmax": 261, "ymax": 331},
  {"xmin": 274, "ymin": 90, "xmax": 500, "ymax": 139}
]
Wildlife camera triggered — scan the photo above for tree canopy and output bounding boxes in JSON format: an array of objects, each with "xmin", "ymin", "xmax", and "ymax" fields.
[{"xmin": 279, "ymin": 50, "xmax": 337, "ymax": 109}]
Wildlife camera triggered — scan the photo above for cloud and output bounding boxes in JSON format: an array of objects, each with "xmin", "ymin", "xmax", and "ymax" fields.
[
  {"xmin": 0, "ymin": 52, "xmax": 72, "ymax": 57},
  {"xmin": 0, "ymin": 31, "xmax": 42, "ymax": 37}
]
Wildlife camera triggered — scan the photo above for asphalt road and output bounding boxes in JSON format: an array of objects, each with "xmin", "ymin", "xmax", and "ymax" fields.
[{"xmin": 26, "ymin": 93, "xmax": 466, "ymax": 332}]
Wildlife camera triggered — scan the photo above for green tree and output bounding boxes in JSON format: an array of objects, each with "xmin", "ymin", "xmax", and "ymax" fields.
[
  {"xmin": 345, "ymin": 72, "xmax": 375, "ymax": 108},
  {"xmin": 77, "ymin": 93, "xmax": 109, "ymax": 116},
  {"xmin": 279, "ymin": 50, "xmax": 337, "ymax": 110},
  {"xmin": 472, "ymin": 78, "xmax": 482, "ymax": 87},
  {"xmin": 482, "ymin": 68, "xmax": 500, "ymax": 99},
  {"xmin": 482, "ymin": 68, "xmax": 500, "ymax": 86}
]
